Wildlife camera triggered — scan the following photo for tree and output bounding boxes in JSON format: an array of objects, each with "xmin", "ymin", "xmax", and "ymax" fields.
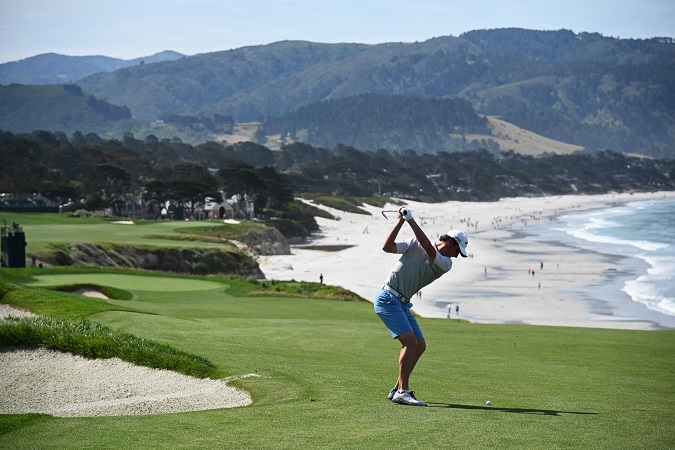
[
  {"xmin": 255, "ymin": 166, "xmax": 295, "ymax": 212},
  {"xmin": 171, "ymin": 179, "xmax": 221, "ymax": 219},
  {"xmin": 194, "ymin": 141, "xmax": 236, "ymax": 167},
  {"xmin": 142, "ymin": 162, "xmax": 221, "ymax": 219},
  {"xmin": 219, "ymin": 163, "xmax": 265, "ymax": 213},
  {"xmin": 0, "ymin": 139, "xmax": 46, "ymax": 192},
  {"xmin": 231, "ymin": 142, "xmax": 275, "ymax": 167},
  {"xmin": 87, "ymin": 164, "xmax": 131, "ymax": 215}
]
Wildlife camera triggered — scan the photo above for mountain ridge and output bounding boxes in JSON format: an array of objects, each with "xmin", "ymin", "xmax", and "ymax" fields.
[
  {"xmin": 1, "ymin": 28, "xmax": 673, "ymax": 158},
  {"xmin": 0, "ymin": 50, "xmax": 185, "ymax": 85}
]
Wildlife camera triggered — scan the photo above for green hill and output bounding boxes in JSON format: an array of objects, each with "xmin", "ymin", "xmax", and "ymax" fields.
[
  {"xmin": 0, "ymin": 84, "xmax": 229, "ymax": 142},
  {"xmin": 0, "ymin": 84, "xmax": 137, "ymax": 135},
  {"xmin": 259, "ymin": 94, "xmax": 491, "ymax": 153}
]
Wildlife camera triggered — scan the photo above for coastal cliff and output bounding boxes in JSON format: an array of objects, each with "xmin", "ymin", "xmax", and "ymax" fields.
[{"xmin": 44, "ymin": 243, "xmax": 263, "ymax": 277}]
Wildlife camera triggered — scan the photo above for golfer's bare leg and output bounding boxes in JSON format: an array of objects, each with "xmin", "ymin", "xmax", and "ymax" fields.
[
  {"xmin": 396, "ymin": 332, "xmax": 426, "ymax": 391},
  {"xmin": 412, "ymin": 337, "xmax": 426, "ymax": 370}
]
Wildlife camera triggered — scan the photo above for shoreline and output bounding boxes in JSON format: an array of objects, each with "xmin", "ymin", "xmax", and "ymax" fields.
[
  {"xmin": 553, "ymin": 224, "xmax": 675, "ymax": 330},
  {"xmin": 258, "ymin": 191, "xmax": 675, "ymax": 330},
  {"xmin": 480, "ymin": 220, "xmax": 675, "ymax": 330}
]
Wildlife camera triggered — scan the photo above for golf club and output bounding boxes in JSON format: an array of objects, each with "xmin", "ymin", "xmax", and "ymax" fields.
[
  {"xmin": 381, "ymin": 210, "xmax": 397, "ymax": 219},
  {"xmin": 381, "ymin": 209, "xmax": 408, "ymax": 220}
]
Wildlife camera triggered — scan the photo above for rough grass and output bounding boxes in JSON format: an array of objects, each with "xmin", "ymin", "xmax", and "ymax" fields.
[
  {"xmin": 253, "ymin": 279, "xmax": 367, "ymax": 302},
  {"xmin": 0, "ymin": 316, "xmax": 215, "ymax": 378},
  {"xmin": 0, "ymin": 281, "xmax": 137, "ymax": 319},
  {"xmin": 50, "ymin": 283, "xmax": 133, "ymax": 300}
]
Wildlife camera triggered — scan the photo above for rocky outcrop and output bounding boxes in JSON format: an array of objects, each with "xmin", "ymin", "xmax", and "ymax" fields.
[
  {"xmin": 45, "ymin": 243, "xmax": 264, "ymax": 278},
  {"xmin": 238, "ymin": 228, "xmax": 290, "ymax": 255}
]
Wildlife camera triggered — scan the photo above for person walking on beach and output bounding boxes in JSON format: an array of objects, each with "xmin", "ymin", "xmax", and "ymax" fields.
[{"xmin": 375, "ymin": 206, "xmax": 468, "ymax": 406}]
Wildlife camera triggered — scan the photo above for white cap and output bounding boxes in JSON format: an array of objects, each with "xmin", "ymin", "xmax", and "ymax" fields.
[{"xmin": 447, "ymin": 229, "xmax": 468, "ymax": 257}]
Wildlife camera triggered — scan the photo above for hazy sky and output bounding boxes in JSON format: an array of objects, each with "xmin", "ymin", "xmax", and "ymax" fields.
[{"xmin": 1, "ymin": 0, "xmax": 673, "ymax": 63}]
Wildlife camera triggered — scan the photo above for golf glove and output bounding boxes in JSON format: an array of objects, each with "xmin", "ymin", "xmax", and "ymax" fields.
[{"xmin": 401, "ymin": 208, "xmax": 413, "ymax": 221}]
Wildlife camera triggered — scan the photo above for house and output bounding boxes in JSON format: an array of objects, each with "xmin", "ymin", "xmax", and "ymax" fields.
[
  {"xmin": 110, "ymin": 195, "xmax": 146, "ymax": 218},
  {"xmin": 230, "ymin": 194, "xmax": 254, "ymax": 219},
  {"xmin": 203, "ymin": 198, "xmax": 234, "ymax": 220}
]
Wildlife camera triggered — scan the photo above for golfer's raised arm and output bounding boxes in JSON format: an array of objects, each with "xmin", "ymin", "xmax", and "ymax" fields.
[
  {"xmin": 401, "ymin": 209, "xmax": 436, "ymax": 262},
  {"xmin": 382, "ymin": 212, "xmax": 405, "ymax": 253}
]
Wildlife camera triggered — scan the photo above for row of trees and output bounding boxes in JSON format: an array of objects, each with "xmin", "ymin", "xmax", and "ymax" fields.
[
  {"xmin": 1, "ymin": 129, "xmax": 674, "ymax": 212},
  {"xmin": 142, "ymin": 163, "xmax": 294, "ymax": 220}
]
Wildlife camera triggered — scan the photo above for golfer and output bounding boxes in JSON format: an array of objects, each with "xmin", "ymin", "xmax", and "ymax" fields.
[{"xmin": 375, "ymin": 206, "xmax": 468, "ymax": 406}]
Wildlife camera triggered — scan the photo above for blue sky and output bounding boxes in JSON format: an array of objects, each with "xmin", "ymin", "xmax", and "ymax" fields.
[{"xmin": 1, "ymin": 0, "xmax": 673, "ymax": 63}]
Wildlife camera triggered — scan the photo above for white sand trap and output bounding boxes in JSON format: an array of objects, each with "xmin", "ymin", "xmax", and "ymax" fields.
[
  {"xmin": 0, "ymin": 306, "xmax": 254, "ymax": 417},
  {"xmin": 74, "ymin": 289, "xmax": 109, "ymax": 299}
]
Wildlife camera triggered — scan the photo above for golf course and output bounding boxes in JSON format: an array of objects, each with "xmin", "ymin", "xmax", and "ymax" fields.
[{"xmin": 1, "ymin": 213, "xmax": 674, "ymax": 449}]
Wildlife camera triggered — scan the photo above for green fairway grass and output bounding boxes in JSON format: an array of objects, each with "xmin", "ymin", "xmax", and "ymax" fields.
[
  {"xmin": 1, "ymin": 269, "xmax": 675, "ymax": 449},
  {"xmin": 0, "ymin": 212, "xmax": 264, "ymax": 254},
  {"xmin": 28, "ymin": 273, "xmax": 226, "ymax": 292}
]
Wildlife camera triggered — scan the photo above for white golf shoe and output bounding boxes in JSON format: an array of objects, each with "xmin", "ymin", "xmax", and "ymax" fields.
[
  {"xmin": 387, "ymin": 388, "xmax": 397, "ymax": 401},
  {"xmin": 391, "ymin": 390, "xmax": 427, "ymax": 406}
]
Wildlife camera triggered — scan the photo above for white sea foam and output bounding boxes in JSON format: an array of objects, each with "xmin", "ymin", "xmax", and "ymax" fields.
[
  {"xmin": 622, "ymin": 254, "xmax": 675, "ymax": 316},
  {"xmin": 559, "ymin": 200, "xmax": 675, "ymax": 317},
  {"xmin": 569, "ymin": 227, "xmax": 668, "ymax": 252},
  {"xmin": 564, "ymin": 212, "xmax": 668, "ymax": 252}
]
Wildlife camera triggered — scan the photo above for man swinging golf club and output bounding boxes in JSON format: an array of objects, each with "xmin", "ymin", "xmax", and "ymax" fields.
[{"xmin": 375, "ymin": 206, "xmax": 468, "ymax": 406}]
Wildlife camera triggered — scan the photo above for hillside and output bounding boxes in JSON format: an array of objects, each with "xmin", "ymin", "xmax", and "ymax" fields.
[
  {"xmin": 259, "ymin": 94, "xmax": 491, "ymax": 153},
  {"xmin": 0, "ymin": 86, "xmax": 590, "ymax": 155},
  {"xmin": 71, "ymin": 30, "xmax": 673, "ymax": 158},
  {"xmin": 1, "ymin": 29, "xmax": 674, "ymax": 158},
  {"xmin": 0, "ymin": 84, "xmax": 137, "ymax": 134},
  {"xmin": 227, "ymin": 117, "xmax": 584, "ymax": 156},
  {"xmin": 0, "ymin": 51, "xmax": 185, "ymax": 85},
  {"xmin": 0, "ymin": 84, "xmax": 237, "ymax": 141},
  {"xmin": 477, "ymin": 116, "xmax": 584, "ymax": 155}
]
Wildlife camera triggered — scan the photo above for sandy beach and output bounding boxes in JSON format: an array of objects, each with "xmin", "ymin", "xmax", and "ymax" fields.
[{"xmin": 259, "ymin": 191, "xmax": 675, "ymax": 331}]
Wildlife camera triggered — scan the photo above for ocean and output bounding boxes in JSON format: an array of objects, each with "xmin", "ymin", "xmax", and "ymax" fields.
[{"xmin": 545, "ymin": 198, "xmax": 675, "ymax": 320}]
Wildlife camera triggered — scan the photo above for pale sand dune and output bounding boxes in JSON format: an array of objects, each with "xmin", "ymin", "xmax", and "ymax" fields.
[{"xmin": 259, "ymin": 192, "xmax": 675, "ymax": 330}]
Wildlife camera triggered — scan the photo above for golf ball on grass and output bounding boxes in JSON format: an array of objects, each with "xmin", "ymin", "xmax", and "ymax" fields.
[{"xmin": 485, "ymin": 400, "xmax": 492, "ymax": 406}]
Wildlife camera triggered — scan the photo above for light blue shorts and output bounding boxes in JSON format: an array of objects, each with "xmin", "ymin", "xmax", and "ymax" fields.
[{"xmin": 374, "ymin": 288, "xmax": 423, "ymax": 339}]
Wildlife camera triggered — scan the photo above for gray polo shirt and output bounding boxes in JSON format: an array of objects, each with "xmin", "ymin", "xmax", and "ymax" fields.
[{"xmin": 383, "ymin": 237, "xmax": 453, "ymax": 301}]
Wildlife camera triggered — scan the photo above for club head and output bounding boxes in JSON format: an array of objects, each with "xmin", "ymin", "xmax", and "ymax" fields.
[{"xmin": 381, "ymin": 210, "xmax": 397, "ymax": 220}]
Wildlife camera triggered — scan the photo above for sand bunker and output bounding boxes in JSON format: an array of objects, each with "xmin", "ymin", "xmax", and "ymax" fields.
[{"xmin": 0, "ymin": 305, "xmax": 253, "ymax": 417}]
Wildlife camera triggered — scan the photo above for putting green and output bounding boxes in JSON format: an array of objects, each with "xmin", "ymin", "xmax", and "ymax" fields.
[
  {"xmin": 9, "ymin": 217, "xmax": 232, "ymax": 253},
  {"xmin": 28, "ymin": 273, "xmax": 225, "ymax": 292}
]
